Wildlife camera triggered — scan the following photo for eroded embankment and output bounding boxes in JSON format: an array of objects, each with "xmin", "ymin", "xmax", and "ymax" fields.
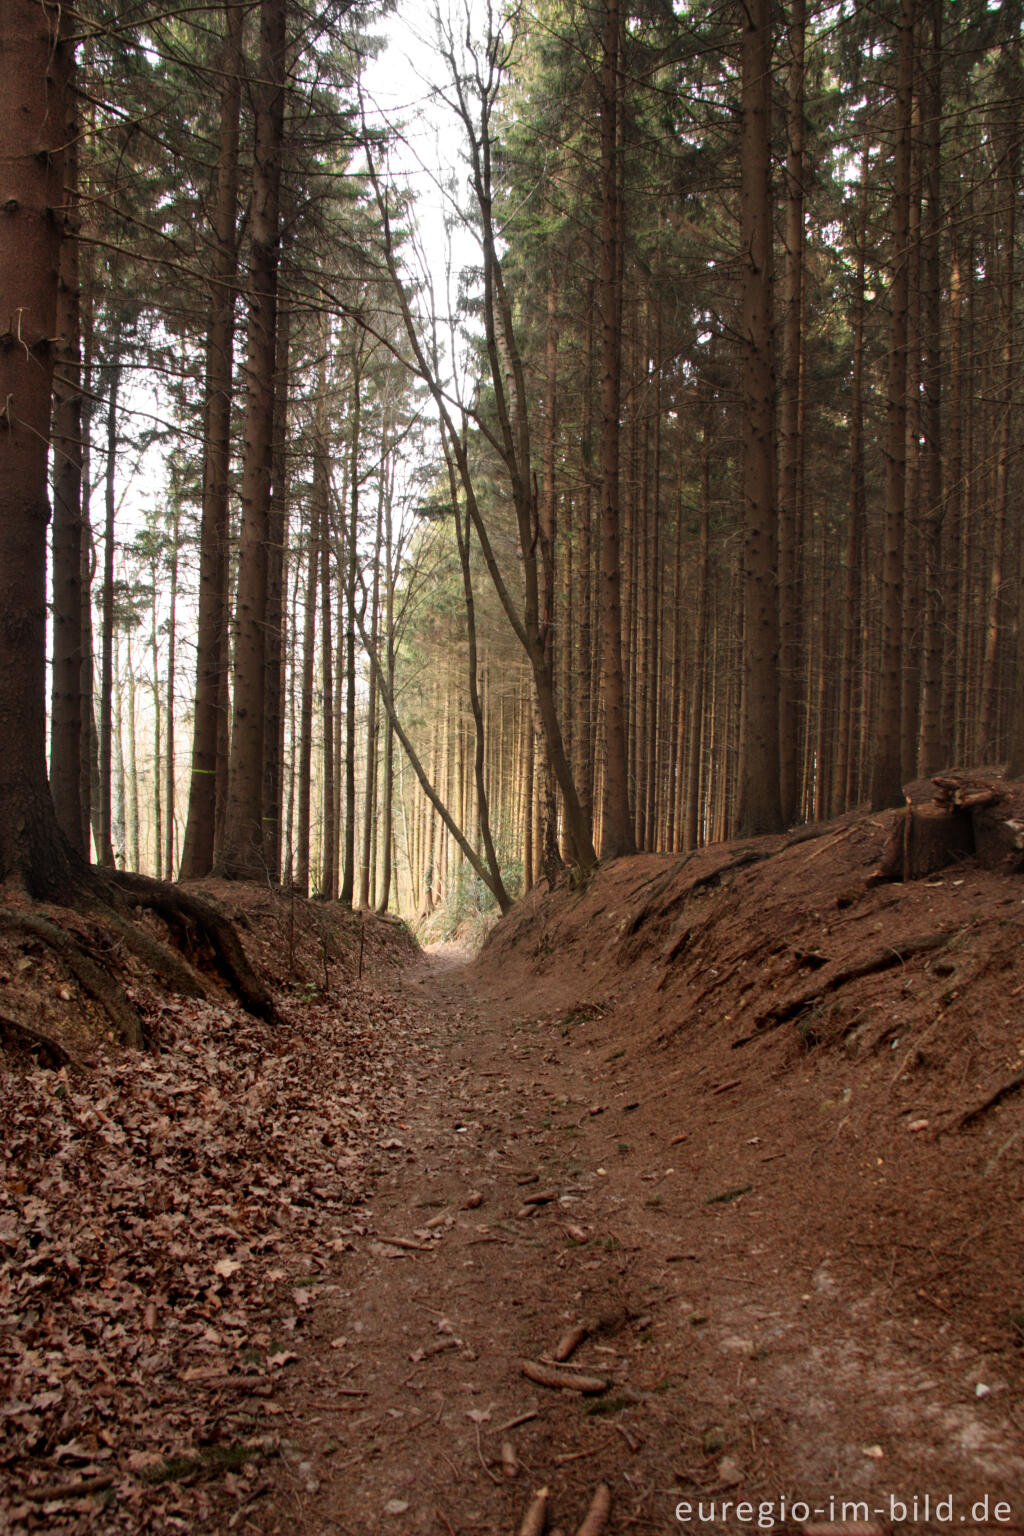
[{"xmin": 478, "ymin": 803, "xmax": 1024, "ymax": 1419}]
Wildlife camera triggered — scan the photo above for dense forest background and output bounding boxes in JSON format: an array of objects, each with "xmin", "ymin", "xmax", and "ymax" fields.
[{"xmin": 13, "ymin": 0, "xmax": 1024, "ymax": 924}]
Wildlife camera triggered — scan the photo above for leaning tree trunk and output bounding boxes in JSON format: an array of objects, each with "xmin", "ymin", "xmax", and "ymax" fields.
[{"xmin": 0, "ymin": 0, "xmax": 75, "ymax": 896}]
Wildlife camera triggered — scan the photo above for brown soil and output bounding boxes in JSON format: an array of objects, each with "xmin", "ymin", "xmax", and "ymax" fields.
[{"xmin": 3, "ymin": 801, "xmax": 1024, "ymax": 1535}]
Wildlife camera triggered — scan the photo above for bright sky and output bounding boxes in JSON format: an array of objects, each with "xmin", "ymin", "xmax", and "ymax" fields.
[{"xmin": 361, "ymin": 0, "xmax": 485, "ymax": 338}]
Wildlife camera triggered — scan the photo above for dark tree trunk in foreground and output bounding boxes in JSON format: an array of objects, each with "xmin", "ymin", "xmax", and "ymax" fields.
[
  {"xmin": 597, "ymin": 0, "xmax": 635, "ymax": 860},
  {"xmin": 180, "ymin": 0, "xmax": 243, "ymax": 879},
  {"xmin": 50, "ymin": 93, "xmax": 86, "ymax": 856},
  {"xmin": 736, "ymin": 0, "xmax": 784, "ymax": 836},
  {"xmin": 871, "ymin": 0, "xmax": 914, "ymax": 811},
  {"xmin": 219, "ymin": 0, "xmax": 287, "ymax": 878},
  {"xmin": 0, "ymin": 1, "xmax": 75, "ymax": 895},
  {"xmin": 777, "ymin": 0, "xmax": 805, "ymax": 826}
]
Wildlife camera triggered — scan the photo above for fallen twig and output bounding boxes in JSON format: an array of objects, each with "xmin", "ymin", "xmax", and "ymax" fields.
[
  {"xmin": 555, "ymin": 1445, "xmax": 604, "ymax": 1465},
  {"xmin": 474, "ymin": 1418, "xmax": 500, "ymax": 1484},
  {"xmin": 25, "ymin": 1475, "xmax": 115, "ymax": 1502},
  {"xmin": 497, "ymin": 1409, "xmax": 538, "ymax": 1434}
]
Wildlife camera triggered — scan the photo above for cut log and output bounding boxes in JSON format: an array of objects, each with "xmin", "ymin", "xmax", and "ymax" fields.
[{"xmin": 872, "ymin": 803, "xmax": 972, "ymax": 883}]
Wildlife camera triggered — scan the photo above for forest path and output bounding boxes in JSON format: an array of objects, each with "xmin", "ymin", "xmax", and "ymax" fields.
[{"xmin": 245, "ymin": 943, "xmax": 1023, "ymax": 1536}]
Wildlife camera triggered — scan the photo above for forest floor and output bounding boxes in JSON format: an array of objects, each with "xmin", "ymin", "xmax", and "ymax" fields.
[{"xmin": 3, "ymin": 786, "xmax": 1024, "ymax": 1536}]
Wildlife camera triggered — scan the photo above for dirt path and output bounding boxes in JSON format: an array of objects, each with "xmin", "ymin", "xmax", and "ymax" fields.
[{"xmin": 244, "ymin": 946, "xmax": 1024, "ymax": 1536}]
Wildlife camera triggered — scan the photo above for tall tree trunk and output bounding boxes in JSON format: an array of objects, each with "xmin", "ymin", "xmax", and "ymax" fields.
[
  {"xmin": 113, "ymin": 630, "xmax": 126, "ymax": 868},
  {"xmin": 538, "ymin": 276, "xmax": 561, "ymax": 878},
  {"xmin": 340, "ymin": 345, "xmax": 362, "ymax": 905},
  {"xmin": 450, "ymin": 472, "xmax": 511, "ymax": 912},
  {"xmin": 219, "ymin": 0, "xmax": 287, "ymax": 878},
  {"xmin": 180, "ymin": 0, "xmax": 243, "ymax": 880},
  {"xmin": 778, "ymin": 0, "xmax": 805, "ymax": 826},
  {"xmin": 164, "ymin": 488, "xmax": 180, "ymax": 879},
  {"xmin": 359, "ymin": 457, "xmax": 385, "ymax": 908},
  {"xmin": 262, "ymin": 299, "xmax": 290, "ymax": 881},
  {"xmin": 125, "ymin": 630, "xmax": 140, "ymax": 872},
  {"xmin": 81, "ymin": 505, "xmax": 98, "ymax": 857},
  {"xmin": 376, "ymin": 494, "xmax": 397, "ymax": 914},
  {"xmin": 836, "ymin": 154, "xmax": 869, "ymax": 811},
  {"xmin": 320, "ymin": 485, "xmax": 337, "ymax": 901},
  {"xmin": 295, "ymin": 491, "xmax": 319, "ymax": 896},
  {"xmin": 736, "ymin": 0, "xmax": 783, "ymax": 836},
  {"xmin": 0, "ymin": 0, "xmax": 75, "ymax": 893},
  {"xmin": 50, "ymin": 89, "xmax": 86, "ymax": 856},
  {"xmin": 981, "ymin": 63, "xmax": 1017, "ymax": 756},
  {"xmin": 871, "ymin": 0, "xmax": 915, "ymax": 811},
  {"xmin": 150, "ymin": 562, "xmax": 163, "ymax": 876},
  {"xmin": 684, "ymin": 419, "xmax": 712, "ymax": 851},
  {"xmin": 917, "ymin": 0, "xmax": 945, "ymax": 773},
  {"xmin": 98, "ymin": 365, "xmax": 120, "ymax": 869},
  {"xmin": 901, "ymin": 89, "xmax": 923, "ymax": 780},
  {"xmin": 597, "ymin": 0, "xmax": 635, "ymax": 859}
]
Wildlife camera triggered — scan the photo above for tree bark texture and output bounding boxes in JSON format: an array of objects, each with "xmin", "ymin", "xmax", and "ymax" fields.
[
  {"xmin": 870, "ymin": 0, "xmax": 914, "ymax": 812},
  {"xmin": 0, "ymin": 1, "xmax": 75, "ymax": 894},
  {"xmin": 736, "ymin": 0, "xmax": 783, "ymax": 837},
  {"xmin": 219, "ymin": 0, "xmax": 286, "ymax": 878},
  {"xmin": 180, "ymin": 0, "xmax": 243, "ymax": 880},
  {"xmin": 597, "ymin": 0, "xmax": 636, "ymax": 859}
]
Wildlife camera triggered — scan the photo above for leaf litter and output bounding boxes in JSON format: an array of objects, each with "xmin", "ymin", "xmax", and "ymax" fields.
[{"xmin": 1, "ymin": 958, "xmax": 426, "ymax": 1534}]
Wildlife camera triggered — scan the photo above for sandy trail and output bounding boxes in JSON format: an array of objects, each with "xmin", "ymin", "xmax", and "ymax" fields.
[{"xmin": 248, "ymin": 944, "xmax": 1023, "ymax": 1536}]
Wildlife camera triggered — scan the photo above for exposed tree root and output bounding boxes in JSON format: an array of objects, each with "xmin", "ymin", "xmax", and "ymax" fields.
[
  {"xmin": 99, "ymin": 908, "xmax": 209, "ymax": 1001},
  {"xmin": 0, "ymin": 908, "xmax": 144, "ymax": 1048},
  {"xmin": 953, "ymin": 1070, "xmax": 1024, "ymax": 1132},
  {"xmin": 752, "ymin": 929, "xmax": 960, "ymax": 1033},
  {"xmin": 0, "ymin": 1008, "xmax": 84, "ymax": 1071},
  {"xmin": 107, "ymin": 872, "xmax": 281, "ymax": 1026}
]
